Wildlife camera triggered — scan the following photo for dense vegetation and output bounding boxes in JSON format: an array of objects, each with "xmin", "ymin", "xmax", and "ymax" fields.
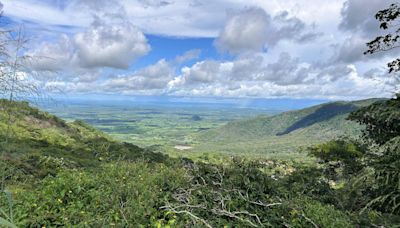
[
  {"xmin": 1, "ymin": 96, "xmax": 400, "ymax": 227},
  {"xmin": 44, "ymin": 99, "xmax": 380, "ymax": 160},
  {"xmin": 195, "ymin": 99, "xmax": 380, "ymax": 157},
  {"xmin": 0, "ymin": 2, "xmax": 399, "ymax": 227}
]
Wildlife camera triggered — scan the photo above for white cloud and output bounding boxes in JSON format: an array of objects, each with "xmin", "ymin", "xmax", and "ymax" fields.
[
  {"xmin": 165, "ymin": 52, "xmax": 392, "ymax": 99},
  {"xmin": 175, "ymin": 49, "xmax": 201, "ymax": 64},
  {"xmin": 101, "ymin": 59, "xmax": 174, "ymax": 92},
  {"xmin": 1, "ymin": 0, "xmax": 341, "ymax": 38},
  {"xmin": 332, "ymin": 35, "xmax": 367, "ymax": 64},
  {"xmin": 215, "ymin": 7, "xmax": 320, "ymax": 54},
  {"xmin": 333, "ymin": 0, "xmax": 400, "ymax": 65},
  {"xmin": 3, "ymin": 0, "xmax": 396, "ymax": 99},
  {"xmin": 175, "ymin": 53, "xmax": 313, "ymax": 86},
  {"xmin": 339, "ymin": 0, "xmax": 392, "ymax": 35},
  {"xmin": 180, "ymin": 60, "xmax": 229, "ymax": 84},
  {"xmin": 73, "ymin": 19, "xmax": 150, "ymax": 69},
  {"xmin": 28, "ymin": 34, "xmax": 73, "ymax": 71},
  {"xmin": 43, "ymin": 52, "xmax": 393, "ymax": 99},
  {"xmin": 28, "ymin": 19, "xmax": 150, "ymax": 74},
  {"xmin": 215, "ymin": 8, "xmax": 271, "ymax": 54}
]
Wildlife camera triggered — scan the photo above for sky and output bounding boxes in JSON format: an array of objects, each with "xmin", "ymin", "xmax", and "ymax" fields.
[{"xmin": 0, "ymin": 0, "xmax": 398, "ymax": 100}]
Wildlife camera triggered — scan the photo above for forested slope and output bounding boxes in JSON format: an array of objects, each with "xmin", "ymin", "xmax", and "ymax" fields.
[
  {"xmin": 0, "ymin": 99, "xmax": 399, "ymax": 227},
  {"xmin": 195, "ymin": 99, "xmax": 382, "ymax": 156}
]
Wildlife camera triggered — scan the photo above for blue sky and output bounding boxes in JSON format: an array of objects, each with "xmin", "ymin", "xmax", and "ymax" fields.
[
  {"xmin": 0, "ymin": 0, "xmax": 397, "ymax": 100},
  {"xmin": 135, "ymin": 35, "xmax": 225, "ymax": 69}
]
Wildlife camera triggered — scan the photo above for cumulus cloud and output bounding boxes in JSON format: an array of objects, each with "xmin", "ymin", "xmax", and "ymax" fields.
[
  {"xmin": 272, "ymin": 11, "xmax": 320, "ymax": 44},
  {"xmin": 164, "ymin": 50, "xmax": 393, "ymax": 99},
  {"xmin": 180, "ymin": 60, "xmax": 226, "ymax": 84},
  {"xmin": 42, "ymin": 51, "xmax": 392, "ymax": 100},
  {"xmin": 261, "ymin": 53, "xmax": 309, "ymax": 85},
  {"xmin": 29, "ymin": 19, "xmax": 150, "ymax": 75},
  {"xmin": 101, "ymin": 59, "xmax": 174, "ymax": 92},
  {"xmin": 70, "ymin": 0, "xmax": 122, "ymax": 12},
  {"xmin": 339, "ymin": 0, "xmax": 392, "ymax": 35},
  {"xmin": 332, "ymin": 35, "xmax": 367, "ymax": 63},
  {"xmin": 332, "ymin": 0, "xmax": 399, "ymax": 64},
  {"xmin": 1, "ymin": 0, "xmax": 330, "ymax": 38},
  {"xmin": 74, "ymin": 19, "xmax": 150, "ymax": 69},
  {"xmin": 215, "ymin": 8, "xmax": 271, "ymax": 54},
  {"xmin": 3, "ymin": 0, "xmax": 395, "ymax": 99},
  {"xmin": 45, "ymin": 58, "xmax": 174, "ymax": 95},
  {"xmin": 176, "ymin": 53, "xmax": 315, "ymax": 86},
  {"xmin": 28, "ymin": 34, "xmax": 73, "ymax": 71},
  {"xmin": 215, "ymin": 8, "xmax": 321, "ymax": 54},
  {"xmin": 229, "ymin": 56, "xmax": 264, "ymax": 80},
  {"xmin": 167, "ymin": 65, "xmax": 389, "ymax": 99},
  {"xmin": 175, "ymin": 49, "xmax": 201, "ymax": 64},
  {"xmin": 137, "ymin": 0, "xmax": 173, "ymax": 8}
]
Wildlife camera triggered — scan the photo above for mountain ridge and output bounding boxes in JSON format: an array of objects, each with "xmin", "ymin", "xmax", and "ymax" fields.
[{"xmin": 193, "ymin": 98, "xmax": 384, "ymax": 157}]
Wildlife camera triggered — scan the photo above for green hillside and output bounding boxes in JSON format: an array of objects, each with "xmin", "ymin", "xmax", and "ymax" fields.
[
  {"xmin": 1, "ymin": 98, "xmax": 399, "ymax": 227},
  {"xmin": 194, "ymin": 99, "xmax": 383, "ymax": 157},
  {"xmin": 0, "ymin": 99, "xmax": 167, "ymax": 175}
]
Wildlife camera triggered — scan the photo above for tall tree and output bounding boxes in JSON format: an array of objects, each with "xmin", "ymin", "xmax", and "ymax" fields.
[{"xmin": 345, "ymin": 3, "xmax": 400, "ymax": 214}]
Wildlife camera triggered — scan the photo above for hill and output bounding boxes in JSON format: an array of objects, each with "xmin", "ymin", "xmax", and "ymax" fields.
[
  {"xmin": 1, "ymin": 98, "xmax": 398, "ymax": 227},
  {"xmin": 194, "ymin": 98, "xmax": 383, "ymax": 158},
  {"xmin": 0, "ymin": 99, "xmax": 167, "ymax": 177}
]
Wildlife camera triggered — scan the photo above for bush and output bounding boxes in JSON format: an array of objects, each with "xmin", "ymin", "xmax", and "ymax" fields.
[{"xmin": 12, "ymin": 162, "xmax": 187, "ymax": 227}]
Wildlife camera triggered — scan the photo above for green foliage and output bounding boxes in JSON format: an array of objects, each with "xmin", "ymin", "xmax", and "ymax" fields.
[
  {"xmin": 347, "ymin": 97, "xmax": 400, "ymax": 214},
  {"xmin": 309, "ymin": 139, "xmax": 365, "ymax": 179},
  {"xmin": 0, "ymin": 217, "xmax": 17, "ymax": 228},
  {"xmin": 348, "ymin": 96, "xmax": 400, "ymax": 145},
  {"xmin": 12, "ymin": 162, "xmax": 187, "ymax": 227},
  {"xmin": 0, "ymin": 100, "xmax": 168, "ymax": 169},
  {"xmin": 309, "ymin": 139, "xmax": 364, "ymax": 163},
  {"xmin": 1, "ymin": 99, "xmax": 400, "ymax": 226},
  {"xmin": 195, "ymin": 99, "xmax": 379, "ymax": 157},
  {"xmin": 366, "ymin": 137, "xmax": 400, "ymax": 214},
  {"xmin": 285, "ymin": 198, "xmax": 354, "ymax": 228},
  {"xmin": 278, "ymin": 166, "xmax": 336, "ymax": 204},
  {"xmin": 305, "ymin": 96, "xmax": 400, "ymax": 217},
  {"xmin": 158, "ymin": 159, "xmax": 370, "ymax": 227},
  {"xmin": 0, "ymin": 190, "xmax": 17, "ymax": 228}
]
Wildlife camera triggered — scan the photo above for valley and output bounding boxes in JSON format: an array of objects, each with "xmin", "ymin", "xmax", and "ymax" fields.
[
  {"xmin": 1, "ymin": 1, "xmax": 400, "ymax": 226},
  {"xmin": 40, "ymin": 97, "xmax": 379, "ymax": 160},
  {"xmin": 1, "ymin": 97, "xmax": 399, "ymax": 227}
]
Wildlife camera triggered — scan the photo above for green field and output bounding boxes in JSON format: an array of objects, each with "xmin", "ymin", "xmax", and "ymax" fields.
[
  {"xmin": 42, "ymin": 102, "xmax": 274, "ymax": 158},
  {"xmin": 41, "ymin": 98, "xmax": 379, "ymax": 160}
]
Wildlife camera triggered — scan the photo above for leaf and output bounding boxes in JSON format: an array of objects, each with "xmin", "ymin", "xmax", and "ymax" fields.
[
  {"xmin": 3, "ymin": 190, "xmax": 14, "ymax": 222},
  {"xmin": 0, "ymin": 217, "xmax": 18, "ymax": 228},
  {"xmin": 0, "ymin": 208, "xmax": 10, "ymax": 221}
]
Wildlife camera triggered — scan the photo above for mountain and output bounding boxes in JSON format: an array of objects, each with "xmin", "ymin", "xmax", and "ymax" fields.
[
  {"xmin": 1, "ymin": 98, "xmax": 398, "ymax": 227},
  {"xmin": 0, "ymin": 99, "xmax": 167, "ymax": 177},
  {"xmin": 194, "ymin": 98, "xmax": 383, "ymax": 158}
]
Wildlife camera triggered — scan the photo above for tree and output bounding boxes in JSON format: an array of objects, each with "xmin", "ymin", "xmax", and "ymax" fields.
[
  {"xmin": 0, "ymin": 27, "xmax": 40, "ymax": 103},
  {"xmin": 364, "ymin": 3, "xmax": 400, "ymax": 74},
  {"xmin": 342, "ymin": 4, "xmax": 400, "ymax": 214},
  {"xmin": 347, "ymin": 98, "xmax": 400, "ymax": 214}
]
